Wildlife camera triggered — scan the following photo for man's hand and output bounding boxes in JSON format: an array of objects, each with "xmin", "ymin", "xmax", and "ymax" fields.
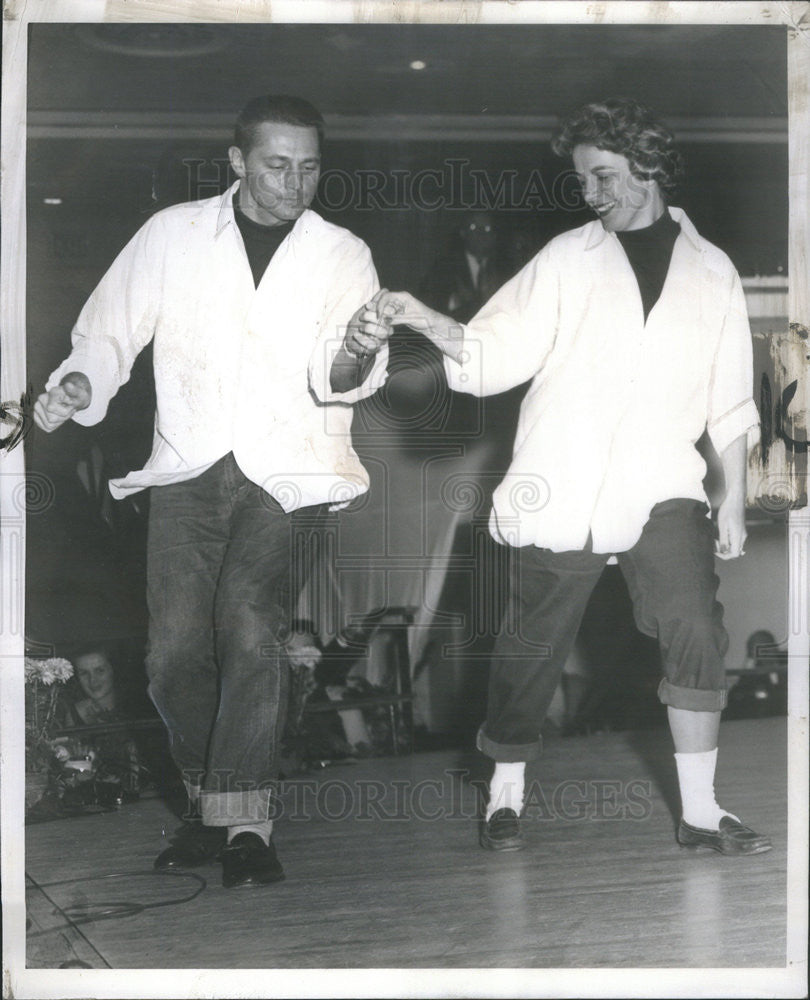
[
  {"xmin": 330, "ymin": 290, "xmax": 396, "ymax": 393},
  {"xmin": 33, "ymin": 373, "xmax": 92, "ymax": 432},
  {"xmin": 715, "ymin": 494, "xmax": 747, "ymax": 560},
  {"xmin": 344, "ymin": 289, "xmax": 409, "ymax": 359},
  {"xmin": 350, "ymin": 288, "xmax": 466, "ymax": 365},
  {"xmin": 351, "ymin": 289, "xmax": 435, "ymax": 349}
]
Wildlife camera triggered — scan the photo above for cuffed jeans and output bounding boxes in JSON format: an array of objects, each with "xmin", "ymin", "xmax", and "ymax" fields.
[
  {"xmin": 478, "ymin": 499, "xmax": 729, "ymax": 763},
  {"xmin": 145, "ymin": 453, "xmax": 325, "ymax": 826}
]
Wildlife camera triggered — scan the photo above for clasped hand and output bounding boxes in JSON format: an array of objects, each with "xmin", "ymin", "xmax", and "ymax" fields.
[{"xmin": 344, "ymin": 289, "xmax": 427, "ymax": 358}]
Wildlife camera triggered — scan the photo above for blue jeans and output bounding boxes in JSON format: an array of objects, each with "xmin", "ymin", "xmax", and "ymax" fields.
[
  {"xmin": 145, "ymin": 453, "xmax": 325, "ymax": 825},
  {"xmin": 478, "ymin": 499, "xmax": 729, "ymax": 763}
]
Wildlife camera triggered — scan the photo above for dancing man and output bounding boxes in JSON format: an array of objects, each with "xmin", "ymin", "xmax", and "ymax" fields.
[{"xmin": 34, "ymin": 94, "xmax": 388, "ymax": 886}]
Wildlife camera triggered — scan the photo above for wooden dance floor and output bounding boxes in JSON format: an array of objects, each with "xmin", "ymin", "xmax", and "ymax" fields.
[{"xmin": 25, "ymin": 717, "xmax": 787, "ymax": 971}]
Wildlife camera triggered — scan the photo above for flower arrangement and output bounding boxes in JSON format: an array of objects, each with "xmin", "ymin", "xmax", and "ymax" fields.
[{"xmin": 25, "ymin": 656, "xmax": 74, "ymax": 774}]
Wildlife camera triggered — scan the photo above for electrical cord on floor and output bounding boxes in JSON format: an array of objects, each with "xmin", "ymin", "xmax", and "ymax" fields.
[{"xmin": 25, "ymin": 869, "xmax": 207, "ymax": 937}]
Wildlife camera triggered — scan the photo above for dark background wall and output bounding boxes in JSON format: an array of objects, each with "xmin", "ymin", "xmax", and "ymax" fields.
[{"xmin": 26, "ymin": 23, "xmax": 788, "ymax": 389}]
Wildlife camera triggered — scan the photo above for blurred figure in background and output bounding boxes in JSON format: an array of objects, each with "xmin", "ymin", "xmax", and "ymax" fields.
[
  {"xmin": 420, "ymin": 210, "xmax": 509, "ymax": 323},
  {"xmin": 55, "ymin": 645, "xmax": 145, "ymax": 805}
]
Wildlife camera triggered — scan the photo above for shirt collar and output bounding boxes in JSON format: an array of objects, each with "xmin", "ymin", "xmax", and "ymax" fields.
[
  {"xmin": 584, "ymin": 206, "xmax": 701, "ymax": 252},
  {"xmin": 666, "ymin": 206, "xmax": 702, "ymax": 251},
  {"xmin": 215, "ymin": 180, "xmax": 241, "ymax": 236}
]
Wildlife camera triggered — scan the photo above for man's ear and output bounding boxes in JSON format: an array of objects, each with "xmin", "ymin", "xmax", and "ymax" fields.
[{"xmin": 228, "ymin": 145, "xmax": 245, "ymax": 178}]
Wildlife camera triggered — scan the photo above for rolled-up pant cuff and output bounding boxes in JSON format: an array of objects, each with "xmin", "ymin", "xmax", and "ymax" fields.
[
  {"xmin": 476, "ymin": 726, "xmax": 543, "ymax": 762},
  {"xmin": 657, "ymin": 678, "xmax": 727, "ymax": 712},
  {"xmin": 200, "ymin": 787, "xmax": 274, "ymax": 826}
]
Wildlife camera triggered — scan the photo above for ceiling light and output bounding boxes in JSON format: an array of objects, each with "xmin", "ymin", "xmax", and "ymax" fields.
[
  {"xmin": 410, "ymin": 60, "xmax": 426, "ymax": 71},
  {"xmin": 43, "ymin": 198, "xmax": 63, "ymax": 205}
]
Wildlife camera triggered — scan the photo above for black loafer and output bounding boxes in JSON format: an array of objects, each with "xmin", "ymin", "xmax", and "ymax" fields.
[
  {"xmin": 221, "ymin": 832, "xmax": 286, "ymax": 888},
  {"xmin": 154, "ymin": 821, "xmax": 227, "ymax": 870},
  {"xmin": 479, "ymin": 807, "xmax": 524, "ymax": 851},
  {"xmin": 677, "ymin": 815, "xmax": 772, "ymax": 856}
]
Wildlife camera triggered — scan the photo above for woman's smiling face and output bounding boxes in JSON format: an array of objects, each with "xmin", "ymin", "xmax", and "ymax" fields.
[{"xmin": 572, "ymin": 144, "xmax": 663, "ymax": 232}]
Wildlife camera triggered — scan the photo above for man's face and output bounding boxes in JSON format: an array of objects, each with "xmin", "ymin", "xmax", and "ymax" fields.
[
  {"xmin": 460, "ymin": 213, "xmax": 496, "ymax": 259},
  {"xmin": 572, "ymin": 144, "xmax": 662, "ymax": 232},
  {"xmin": 229, "ymin": 122, "xmax": 321, "ymax": 226}
]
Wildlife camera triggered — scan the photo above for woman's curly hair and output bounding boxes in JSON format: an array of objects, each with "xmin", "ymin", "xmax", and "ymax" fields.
[{"xmin": 551, "ymin": 99, "xmax": 685, "ymax": 201}]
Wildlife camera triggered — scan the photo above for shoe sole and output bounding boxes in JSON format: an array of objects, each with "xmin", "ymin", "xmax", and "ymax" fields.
[
  {"xmin": 677, "ymin": 838, "xmax": 773, "ymax": 856},
  {"xmin": 479, "ymin": 833, "xmax": 525, "ymax": 852},
  {"xmin": 223, "ymin": 872, "xmax": 286, "ymax": 889}
]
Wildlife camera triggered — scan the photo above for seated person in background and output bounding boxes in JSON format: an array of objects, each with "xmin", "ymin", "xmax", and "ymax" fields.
[
  {"xmin": 283, "ymin": 623, "xmax": 388, "ymax": 761},
  {"xmin": 57, "ymin": 646, "xmax": 143, "ymax": 800},
  {"xmin": 59, "ymin": 644, "xmax": 154, "ymax": 724},
  {"xmin": 62, "ymin": 648, "xmax": 119, "ymax": 726}
]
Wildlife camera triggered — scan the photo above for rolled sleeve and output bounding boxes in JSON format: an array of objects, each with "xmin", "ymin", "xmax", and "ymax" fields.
[
  {"xmin": 308, "ymin": 336, "xmax": 389, "ymax": 405},
  {"xmin": 708, "ymin": 398, "xmax": 761, "ymax": 456},
  {"xmin": 706, "ymin": 269, "xmax": 760, "ymax": 456},
  {"xmin": 308, "ymin": 240, "xmax": 387, "ymax": 404}
]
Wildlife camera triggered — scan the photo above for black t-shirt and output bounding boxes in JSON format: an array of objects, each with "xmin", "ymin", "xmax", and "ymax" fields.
[
  {"xmin": 233, "ymin": 195, "xmax": 295, "ymax": 288},
  {"xmin": 615, "ymin": 211, "xmax": 681, "ymax": 322}
]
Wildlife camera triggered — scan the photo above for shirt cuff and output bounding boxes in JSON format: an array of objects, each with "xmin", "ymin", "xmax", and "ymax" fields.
[
  {"xmin": 707, "ymin": 398, "xmax": 760, "ymax": 456},
  {"xmin": 442, "ymin": 336, "xmax": 484, "ymax": 395},
  {"xmin": 309, "ymin": 341, "xmax": 389, "ymax": 405}
]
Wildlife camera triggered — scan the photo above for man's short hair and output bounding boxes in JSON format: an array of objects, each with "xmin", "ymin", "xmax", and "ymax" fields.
[
  {"xmin": 234, "ymin": 95, "xmax": 325, "ymax": 152},
  {"xmin": 551, "ymin": 98, "xmax": 684, "ymax": 200}
]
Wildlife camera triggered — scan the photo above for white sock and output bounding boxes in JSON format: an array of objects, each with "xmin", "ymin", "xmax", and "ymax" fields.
[
  {"xmin": 674, "ymin": 749, "xmax": 739, "ymax": 829},
  {"xmin": 227, "ymin": 821, "xmax": 273, "ymax": 845},
  {"xmin": 486, "ymin": 762, "xmax": 526, "ymax": 821}
]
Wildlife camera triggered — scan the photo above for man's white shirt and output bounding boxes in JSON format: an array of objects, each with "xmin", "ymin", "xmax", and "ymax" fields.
[
  {"xmin": 445, "ymin": 207, "xmax": 759, "ymax": 553},
  {"xmin": 47, "ymin": 182, "xmax": 387, "ymax": 511}
]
